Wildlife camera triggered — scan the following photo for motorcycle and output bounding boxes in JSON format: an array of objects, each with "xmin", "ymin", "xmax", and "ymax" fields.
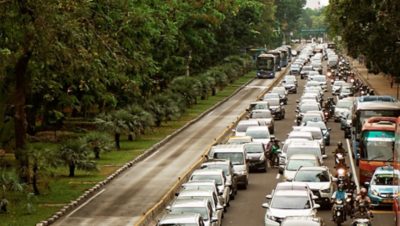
[
  {"xmin": 295, "ymin": 114, "xmax": 302, "ymax": 126},
  {"xmin": 332, "ymin": 198, "xmax": 347, "ymax": 226},
  {"xmin": 352, "ymin": 202, "xmax": 372, "ymax": 226}
]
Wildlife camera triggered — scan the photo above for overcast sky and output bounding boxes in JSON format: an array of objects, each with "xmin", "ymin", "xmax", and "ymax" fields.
[{"xmin": 305, "ymin": 0, "xmax": 329, "ymax": 9}]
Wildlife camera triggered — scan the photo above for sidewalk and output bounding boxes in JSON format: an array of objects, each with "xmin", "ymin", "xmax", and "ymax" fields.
[{"xmin": 349, "ymin": 58, "xmax": 399, "ymax": 99}]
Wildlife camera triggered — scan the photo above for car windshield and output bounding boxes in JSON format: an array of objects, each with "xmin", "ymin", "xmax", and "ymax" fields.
[
  {"xmin": 286, "ymin": 159, "xmax": 317, "ymax": 171},
  {"xmin": 362, "ymin": 131, "xmax": 394, "ymax": 161},
  {"xmin": 305, "ymin": 121, "xmax": 327, "ymax": 130},
  {"xmin": 202, "ymin": 164, "xmax": 229, "ymax": 176},
  {"xmin": 336, "ymin": 101, "xmax": 352, "ymax": 109},
  {"xmin": 271, "ymin": 195, "xmax": 311, "ymax": 209},
  {"xmin": 246, "ymin": 130, "xmax": 270, "ymax": 139},
  {"xmin": 254, "ymin": 103, "xmax": 269, "ymax": 110},
  {"xmin": 170, "ymin": 207, "xmax": 209, "ymax": 221},
  {"xmin": 313, "ymin": 77, "xmax": 326, "ymax": 82},
  {"xmin": 268, "ymin": 99, "xmax": 280, "ymax": 106},
  {"xmin": 244, "ymin": 143, "xmax": 264, "ymax": 153},
  {"xmin": 264, "ymin": 93, "xmax": 279, "ymax": 99},
  {"xmin": 372, "ymin": 173, "xmax": 399, "ymax": 185},
  {"xmin": 300, "ymin": 105, "xmax": 319, "ymax": 113},
  {"xmin": 294, "ymin": 170, "xmax": 330, "ymax": 182},
  {"xmin": 251, "ymin": 111, "xmax": 272, "ymax": 118},
  {"xmin": 214, "ymin": 153, "xmax": 244, "ymax": 165},
  {"xmin": 236, "ymin": 124, "xmax": 255, "ymax": 132},
  {"xmin": 302, "ymin": 114, "xmax": 322, "ymax": 122},
  {"xmin": 333, "ymin": 81, "xmax": 345, "ymax": 86},
  {"xmin": 191, "ymin": 175, "xmax": 222, "ymax": 186}
]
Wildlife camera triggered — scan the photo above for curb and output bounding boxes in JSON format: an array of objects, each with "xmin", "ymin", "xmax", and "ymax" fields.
[{"xmin": 38, "ymin": 70, "xmax": 256, "ymax": 226}]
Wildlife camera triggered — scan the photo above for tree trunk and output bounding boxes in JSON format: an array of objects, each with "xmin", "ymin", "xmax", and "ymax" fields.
[
  {"xmin": 32, "ymin": 161, "xmax": 40, "ymax": 195},
  {"xmin": 93, "ymin": 147, "xmax": 100, "ymax": 159},
  {"xmin": 69, "ymin": 162, "xmax": 75, "ymax": 177},
  {"xmin": 14, "ymin": 51, "xmax": 32, "ymax": 183},
  {"xmin": 212, "ymin": 87, "xmax": 216, "ymax": 96},
  {"xmin": 115, "ymin": 133, "xmax": 120, "ymax": 150},
  {"xmin": 128, "ymin": 133, "xmax": 133, "ymax": 141}
]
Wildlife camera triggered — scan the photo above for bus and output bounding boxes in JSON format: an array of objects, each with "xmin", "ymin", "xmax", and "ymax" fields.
[
  {"xmin": 351, "ymin": 100, "xmax": 400, "ymax": 161},
  {"xmin": 267, "ymin": 50, "xmax": 282, "ymax": 71},
  {"xmin": 277, "ymin": 47, "xmax": 288, "ymax": 67},
  {"xmin": 358, "ymin": 117, "xmax": 396, "ymax": 184},
  {"xmin": 394, "ymin": 116, "xmax": 400, "ymax": 226},
  {"xmin": 256, "ymin": 53, "xmax": 276, "ymax": 79}
]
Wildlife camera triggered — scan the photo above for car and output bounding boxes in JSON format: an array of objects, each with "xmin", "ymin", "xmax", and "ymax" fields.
[
  {"xmin": 249, "ymin": 109, "xmax": 275, "ymax": 134},
  {"xmin": 181, "ymin": 180, "xmax": 225, "ymax": 208},
  {"xmin": 280, "ymin": 140, "xmax": 326, "ymax": 169},
  {"xmin": 283, "ymin": 75, "xmax": 297, "ymax": 86},
  {"xmin": 290, "ymin": 64, "xmax": 301, "ymax": 75},
  {"xmin": 176, "ymin": 190, "xmax": 224, "ymax": 223},
  {"xmin": 262, "ymin": 182, "xmax": 320, "ymax": 226},
  {"xmin": 280, "ymin": 216, "xmax": 325, "ymax": 226},
  {"xmin": 332, "ymin": 80, "xmax": 347, "ymax": 95},
  {"xmin": 281, "ymin": 79, "xmax": 297, "ymax": 94},
  {"xmin": 334, "ymin": 98, "xmax": 354, "ymax": 122},
  {"xmin": 292, "ymin": 126, "xmax": 325, "ymax": 155},
  {"xmin": 189, "ymin": 169, "xmax": 231, "ymax": 210},
  {"xmin": 226, "ymin": 136, "xmax": 253, "ymax": 144},
  {"xmin": 208, "ymin": 144, "xmax": 249, "ymax": 189},
  {"xmin": 280, "ymin": 154, "xmax": 322, "ymax": 181},
  {"xmin": 308, "ymin": 75, "xmax": 327, "ymax": 91},
  {"xmin": 244, "ymin": 142, "xmax": 268, "ymax": 172},
  {"xmin": 157, "ymin": 213, "xmax": 206, "ymax": 226},
  {"xmin": 300, "ymin": 112, "xmax": 325, "ymax": 126},
  {"xmin": 365, "ymin": 166, "xmax": 400, "ymax": 207},
  {"xmin": 270, "ymin": 87, "xmax": 288, "ymax": 105},
  {"xmin": 268, "ymin": 98, "xmax": 285, "ymax": 120},
  {"xmin": 200, "ymin": 159, "xmax": 238, "ymax": 199},
  {"xmin": 304, "ymin": 121, "xmax": 331, "ymax": 146},
  {"xmin": 245, "ymin": 126, "xmax": 272, "ymax": 147},
  {"xmin": 234, "ymin": 119, "xmax": 260, "ymax": 136},
  {"xmin": 263, "ymin": 92, "xmax": 281, "ymax": 101},
  {"xmin": 166, "ymin": 199, "xmax": 219, "ymax": 226},
  {"xmin": 300, "ymin": 65, "xmax": 314, "ymax": 79},
  {"xmin": 338, "ymin": 87, "xmax": 352, "ymax": 99},
  {"xmin": 297, "ymin": 104, "xmax": 321, "ymax": 118},
  {"xmin": 248, "ymin": 101, "xmax": 271, "ymax": 112},
  {"xmin": 293, "ymin": 166, "xmax": 335, "ymax": 207}
]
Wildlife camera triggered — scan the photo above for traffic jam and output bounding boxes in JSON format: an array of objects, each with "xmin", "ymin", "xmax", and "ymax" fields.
[{"xmin": 156, "ymin": 43, "xmax": 399, "ymax": 226}]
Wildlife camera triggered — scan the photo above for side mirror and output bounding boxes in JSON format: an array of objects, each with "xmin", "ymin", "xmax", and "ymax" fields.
[
  {"xmin": 328, "ymin": 128, "xmax": 332, "ymax": 131},
  {"xmin": 166, "ymin": 205, "xmax": 171, "ymax": 211},
  {"xmin": 278, "ymin": 166, "xmax": 284, "ymax": 174},
  {"xmin": 332, "ymin": 177, "xmax": 338, "ymax": 182},
  {"xmin": 211, "ymin": 217, "xmax": 219, "ymax": 223},
  {"xmin": 314, "ymin": 204, "xmax": 321, "ymax": 209},
  {"xmin": 175, "ymin": 192, "xmax": 179, "ymax": 196},
  {"xmin": 312, "ymin": 195, "xmax": 318, "ymax": 200},
  {"xmin": 364, "ymin": 182, "xmax": 370, "ymax": 188},
  {"xmin": 225, "ymin": 181, "xmax": 232, "ymax": 187},
  {"xmin": 266, "ymin": 194, "xmax": 273, "ymax": 199},
  {"xmin": 262, "ymin": 203, "xmax": 270, "ymax": 209},
  {"xmin": 216, "ymin": 204, "xmax": 224, "ymax": 211},
  {"xmin": 296, "ymin": 100, "xmax": 299, "ymax": 103},
  {"xmin": 322, "ymin": 154, "xmax": 328, "ymax": 159}
]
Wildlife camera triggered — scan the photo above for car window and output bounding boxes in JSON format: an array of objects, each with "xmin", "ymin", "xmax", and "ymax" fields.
[
  {"xmin": 191, "ymin": 175, "xmax": 222, "ymax": 186},
  {"xmin": 214, "ymin": 153, "xmax": 244, "ymax": 165},
  {"xmin": 294, "ymin": 170, "xmax": 330, "ymax": 182},
  {"xmin": 170, "ymin": 207, "xmax": 209, "ymax": 221},
  {"xmin": 251, "ymin": 111, "xmax": 272, "ymax": 118},
  {"xmin": 244, "ymin": 143, "xmax": 264, "ymax": 153},
  {"xmin": 271, "ymin": 195, "xmax": 310, "ymax": 209},
  {"xmin": 286, "ymin": 159, "xmax": 317, "ymax": 171},
  {"xmin": 372, "ymin": 173, "xmax": 397, "ymax": 185},
  {"xmin": 246, "ymin": 129, "xmax": 270, "ymax": 139}
]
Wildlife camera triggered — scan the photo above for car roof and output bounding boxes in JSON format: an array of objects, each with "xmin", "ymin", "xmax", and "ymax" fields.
[
  {"xmin": 374, "ymin": 166, "xmax": 399, "ymax": 175},
  {"xmin": 192, "ymin": 168, "xmax": 224, "ymax": 176},
  {"xmin": 276, "ymin": 181, "xmax": 310, "ymax": 191},
  {"xmin": 287, "ymin": 140, "xmax": 320, "ymax": 147},
  {"xmin": 296, "ymin": 166, "xmax": 328, "ymax": 172},
  {"xmin": 159, "ymin": 213, "xmax": 202, "ymax": 224},
  {"xmin": 288, "ymin": 131, "xmax": 313, "ymax": 137},
  {"xmin": 246, "ymin": 126, "xmax": 269, "ymax": 131},
  {"xmin": 171, "ymin": 199, "xmax": 210, "ymax": 208},
  {"xmin": 178, "ymin": 189, "xmax": 214, "ymax": 197},
  {"xmin": 275, "ymin": 190, "xmax": 308, "ymax": 197},
  {"xmin": 288, "ymin": 154, "xmax": 318, "ymax": 160}
]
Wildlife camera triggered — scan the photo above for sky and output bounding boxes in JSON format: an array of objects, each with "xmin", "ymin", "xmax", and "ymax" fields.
[{"xmin": 305, "ymin": 0, "xmax": 329, "ymax": 9}]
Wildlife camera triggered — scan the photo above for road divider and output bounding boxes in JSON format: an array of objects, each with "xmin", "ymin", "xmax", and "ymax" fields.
[{"xmin": 346, "ymin": 138, "xmax": 360, "ymax": 193}]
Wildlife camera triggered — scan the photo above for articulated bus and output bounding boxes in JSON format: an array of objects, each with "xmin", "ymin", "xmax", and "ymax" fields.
[
  {"xmin": 351, "ymin": 100, "xmax": 400, "ymax": 161},
  {"xmin": 256, "ymin": 53, "xmax": 276, "ymax": 79},
  {"xmin": 358, "ymin": 117, "xmax": 396, "ymax": 184},
  {"xmin": 394, "ymin": 116, "xmax": 400, "ymax": 226}
]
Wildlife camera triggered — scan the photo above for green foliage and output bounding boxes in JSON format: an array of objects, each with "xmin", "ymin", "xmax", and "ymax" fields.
[{"xmin": 83, "ymin": 132, "xmax": 113, "ymax": 159}]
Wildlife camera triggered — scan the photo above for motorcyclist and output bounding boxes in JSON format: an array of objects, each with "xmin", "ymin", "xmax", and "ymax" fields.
[
  {"xmin": 269, "ymin": 137, "xmax": 280, "ymax": 167},
  {"xmin": 333, "ymin": 141, "xmax": 346, "ymax": 156},
  {"xmin": 354, "ymin": 187, "xmax": 373, "ymax": 219},
  {"xmin": 331, "ymin": 183, "xmax": 347, "ymax": 221}
]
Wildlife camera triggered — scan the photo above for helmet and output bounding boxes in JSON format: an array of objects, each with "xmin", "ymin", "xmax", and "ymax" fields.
[
  {"xmin": 337, "ymin": 141, "xmax": 343, "ymax": 148},
  {"xmin": 360, "ymin": 187, "xmax": 367, "ymax": 196},
  {"xmin": 338, "ymin": 183, "xmax": 344, "ymax": 191}
]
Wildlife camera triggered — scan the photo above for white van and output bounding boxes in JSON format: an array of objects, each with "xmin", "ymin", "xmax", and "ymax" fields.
[
  {"xmin": 208, "ymin": 144, "xmax": 249, "ymax": 189},
  {"xmin": 233, "ymin": 119, "xmax": 260, "ymax": 136}
]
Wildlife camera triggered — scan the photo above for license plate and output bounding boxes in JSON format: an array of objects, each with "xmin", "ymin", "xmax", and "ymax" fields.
[{"xmin": 383, "ymin": 199, "xmax": 393, "ymax": 203}]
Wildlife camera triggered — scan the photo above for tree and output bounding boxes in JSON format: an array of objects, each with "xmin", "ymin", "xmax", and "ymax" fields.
[
  {"xmin": 84, "ymin": 132, "xmax": 113, "ymax": 160},
  {"xmin": 57, "ymin": 138, "xmax": 97, "ymax": 177},
  {"xmin": 0, "ymin": 170, "xmax": 24, "ymax": 213},
  {"xmin": 95, "ymin": 110, "xmax": 131, "ymax": 150}
]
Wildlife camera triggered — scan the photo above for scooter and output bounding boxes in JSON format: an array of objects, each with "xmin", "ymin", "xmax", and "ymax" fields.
[
  {"xmin": 332, "ymin": 198, "xmax": 347, "ymax": 226},
  {"xmin": 351, "ymin": 202, "xmax": 372, "ymax": 226}
]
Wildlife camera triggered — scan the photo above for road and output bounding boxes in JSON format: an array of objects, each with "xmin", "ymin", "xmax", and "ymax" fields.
[
  {"xmin": 53, "ymin": 70, "xmax": 280, "ymax": 226},
  {"xmin": 221, "ymin": 64, "xmax": 395, "ymax": 226}
]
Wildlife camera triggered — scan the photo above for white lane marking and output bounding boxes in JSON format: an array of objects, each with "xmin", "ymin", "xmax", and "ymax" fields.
[
  {"xmin": 66, "ymin": 188, "xmax": 106, "ymax": 218},
  {"xmin": 276, "ymin": 174, "xmax": 280, "ymax": 180},
  {"xmin": 346, "ymin": 139, "xmax": 360, "ymax": 192}
]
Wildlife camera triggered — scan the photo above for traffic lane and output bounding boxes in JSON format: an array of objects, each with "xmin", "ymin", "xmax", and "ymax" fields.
[
  {"xmin": 223, "ymin": 72, "xmax": 305, "ymax": 226},
  {"xmin": 54, "ymin": 78, "xmax": 278, "ymax": 226}
]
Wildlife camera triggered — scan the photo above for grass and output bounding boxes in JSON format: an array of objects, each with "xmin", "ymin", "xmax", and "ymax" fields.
[{"xmin": 1, "ymin": 71, "xmax": 255, "ymax": 226}]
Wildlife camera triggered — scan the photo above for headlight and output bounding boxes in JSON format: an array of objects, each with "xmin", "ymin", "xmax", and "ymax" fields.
[
  {"xmin": 321, "ymin": 187, "xmax": 331, "ymax": 193},
  {"xmin": 266, "ymin": 213, "xmax": 277, "ymax": 221},
  {"xmin": 371, "ymin": 188, "xmax": 379, "ymax": 196}
]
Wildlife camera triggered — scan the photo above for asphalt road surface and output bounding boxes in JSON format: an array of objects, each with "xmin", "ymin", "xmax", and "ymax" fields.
[{"xmin": 53, "ymin": 70, "xmax": 281, "ymax": 226}]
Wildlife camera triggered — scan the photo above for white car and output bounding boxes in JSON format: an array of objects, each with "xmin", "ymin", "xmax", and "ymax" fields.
[
  {"xmin": 157, "ymin": 213, "xmax": 206, "ymax": 226},
  {"xmin": 334, "ymin": 98, "xmax": 354, "ymax": 122},
  {"xmin": 280, "ymin": 154, "xmax": 322, "ymax": 181},
  {"xmin": 262, "ymin": 182, "xmax": 320, "ymax": 226},
  {"xmin": 292, "ymin": 166, "xmax": 336, "ymax": 207},
  {"xmin": 167, "ymin": 199, "xmax": 219, "ymax": 226}
]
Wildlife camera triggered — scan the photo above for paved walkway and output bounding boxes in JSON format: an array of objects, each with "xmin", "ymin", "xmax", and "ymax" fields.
[{"xmin": 349, "ymin": 57, "xmax": 399, "ymax": 99}]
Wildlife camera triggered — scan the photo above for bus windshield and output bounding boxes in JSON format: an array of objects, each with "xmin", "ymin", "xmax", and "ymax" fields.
[
  {"xmin": 362, "ymin": 131, "xmax": 394, "ymax": 161},
  {"xmin": 257, "ymin": 57, "xmax": 274, "ymax": 70}
]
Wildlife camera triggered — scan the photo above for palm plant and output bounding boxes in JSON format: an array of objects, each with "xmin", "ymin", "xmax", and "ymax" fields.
[
  {"xmin": 169, "ymin": 76, "xmax": 202, "ymax": 107},
  {"xmin": 84, "ymin": 132, "xmax": 113, "ymax": 159},
  {"xmin": 57, "ymin": 138, "xmax": 97, "ymax": 177},
  {"xmin": 0, "ymin": 170, "xmax": 24, "ymax": 213},
  {"xmin": 146, "ymin": 94, "xmax": 181, "ymax": 127},
  {"xmin": 125, "ymin": 105, "xmax": 155, "ymax": 141},
  {"xmin": 27, "ymin": 146, "xmax": 56, "ymax": 195}
]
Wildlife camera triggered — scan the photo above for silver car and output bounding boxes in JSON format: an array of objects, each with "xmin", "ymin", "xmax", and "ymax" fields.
[
  {"xmin": 157, "ymin": 213, "xmax": 206, "ymax": 226},
  {"xmin": 167, "ymin": 199, "xmax": 219, "ymax": 226}
]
